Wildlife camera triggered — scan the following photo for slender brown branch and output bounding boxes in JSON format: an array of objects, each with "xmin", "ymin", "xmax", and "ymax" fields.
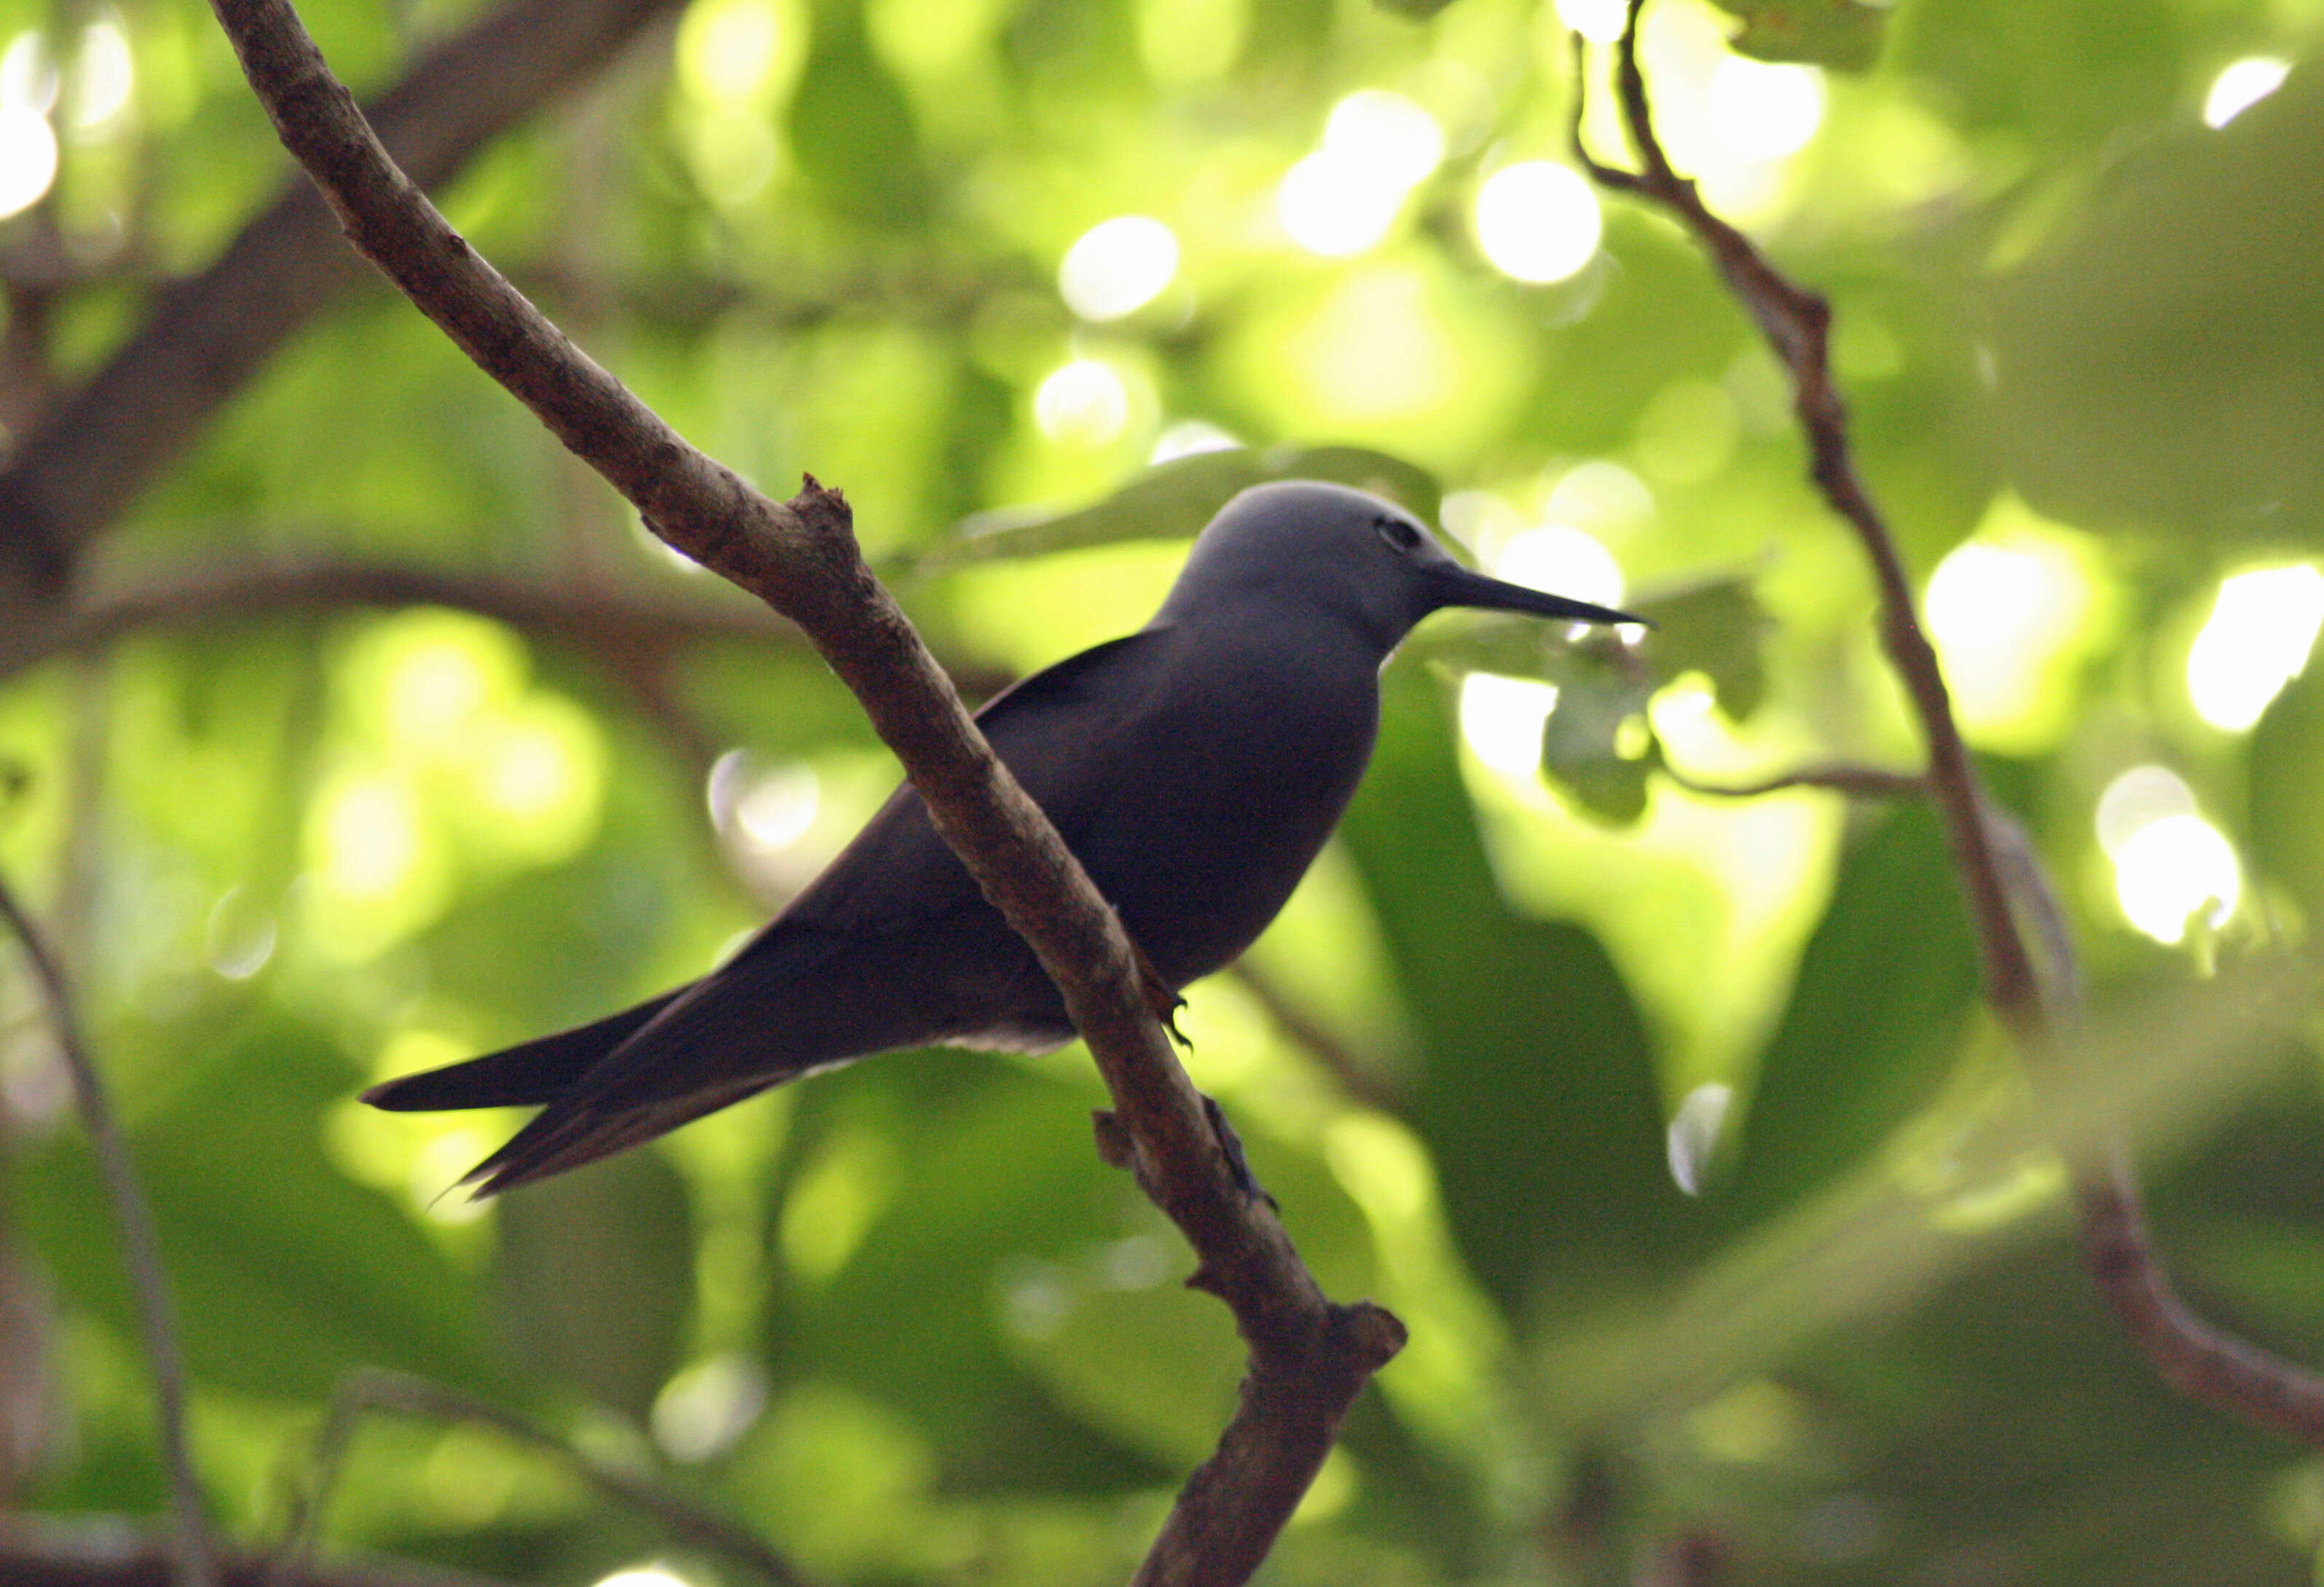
[
  {"xmin": 267, "ymin": 1371, "xmax": 811, "ymax": 1587},
  {"xmin": 0, "ymin": 0, "xmax": 685, "ymax": 618},
  {"xmin": 1659, "ymin": 762, "xmax": 1926, "ymax": 802},
  {"xmin": 0, "ymin": 879, "xmax": 212, "ymax": 1587},
  {"xmin": 202, "ymin": 3, "xmax": 1402, "ymax": 1579},
  {"xmin": 1576, "ymin": 1, "xmax": 2324, "ymax": 1443}
]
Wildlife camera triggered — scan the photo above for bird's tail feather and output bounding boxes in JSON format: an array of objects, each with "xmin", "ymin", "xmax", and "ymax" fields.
[
  {"xmin": 361, "ymin": 990, "xmax": 688, "ymax": 1112},
  {"xmin": 459, "ymin": 1072, "xmax": 781, "ymax": 1197}
]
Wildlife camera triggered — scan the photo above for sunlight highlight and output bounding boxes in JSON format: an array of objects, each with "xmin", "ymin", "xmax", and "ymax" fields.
[
  {"xmin": 1033, "ymin": 358, "xmax": 1129, "ymax": 445},
  {"xmin": 1555, "ymin": 0, "xmax": 1629, "ymax": 44},
  {"xmin": 1150, "ymin": 418, "xmax": 1240, "ymax": 463},
  {"xmin": 1922, "ymin": 503, "xmax": 2110, "ymax": 753},
  {"xmin": 1473, "ymin": 161, "xmax": 1601, "ymax": 284},
  {"xmin": 2186, "ymin": 563, "xmax": 2324, "ymax": 731},
  {"xmin": 1276, "ymin": 90, "xmax": 1442, "ymax": 258},
  {"xmin": 1459, "ymin": 673, "xmax": 1559, "ymax": 783},
  {"xmin": 68, "ymin": 18, "xmax": 133, "ymax": 130},
  {"xmin": 1494, "ymin": 525, "xmax": 1626, "ymax": 611},
  {"xmin": 2203, "ymin": 56, "xmax": 2289, "ymax": 128},
  {"xmin": 2097, "ymin": 764, "xmax": 2240, "ymax": 944},
  {"xmin": 1706, "ymin": 58, "xmax": 1824, "ymax": 161},
  {"xmin": 0, "ymin": 104, "xmax": 56, "ymax": 219},
  {"xmin": 1059, "ymin": 215, "xmax": 1179, "ymax": 322}
]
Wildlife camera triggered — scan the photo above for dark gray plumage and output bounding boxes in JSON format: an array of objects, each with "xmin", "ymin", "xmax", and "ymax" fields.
[{"xmin": 365, "ymin": 482, "xmax": 1641, "ymax": 1194}]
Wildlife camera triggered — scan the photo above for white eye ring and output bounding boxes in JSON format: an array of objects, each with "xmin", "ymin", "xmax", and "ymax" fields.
[{"xmin": 1374, "ymin": 515, "xmax": 1422, "ymax": 552}]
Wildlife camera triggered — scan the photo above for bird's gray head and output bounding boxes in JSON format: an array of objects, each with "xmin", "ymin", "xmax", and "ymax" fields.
[{"xmin": 1155, "ymin": 480, "xmax": 1641, "ymax": 654}]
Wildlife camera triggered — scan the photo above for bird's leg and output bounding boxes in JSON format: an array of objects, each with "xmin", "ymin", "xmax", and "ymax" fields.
[{"xmin": 1204, "ymin": 1094, "xmax": 1277, "ymax": 1210}]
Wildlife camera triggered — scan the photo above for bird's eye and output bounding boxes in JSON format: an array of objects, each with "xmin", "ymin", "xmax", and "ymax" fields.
[{"xmin": 1374, "ymin": 516, "xmax": 1423, "ymax": 553}]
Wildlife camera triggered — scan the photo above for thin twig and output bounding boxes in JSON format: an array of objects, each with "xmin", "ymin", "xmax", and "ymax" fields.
[
  {"xmin": 1574, "ymin": 1, "xmax": 2324, "ymax": 1443},
  {"xmin": 1658, "ymin": 762, "xmax": 1925, "ymax": 802},
  {"xmin": 266, "ymin": 1370, "xmax": 812, "ymax": 1587},
  {"xmin": 0, "ymin": 877, "xmax": 213, "ymax": 1587},
  {"xmin": 202, "ymin": 3, "xmax": 1402, "ymax": 1580}
]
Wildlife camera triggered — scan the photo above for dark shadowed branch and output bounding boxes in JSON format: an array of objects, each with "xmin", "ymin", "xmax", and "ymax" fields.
[
  {"xmin": 0, "ymin": 879, "xmax": 213, "ymax": 1587},
  {"xmin": 200, "ymin": 2, "xmax": 1402, "ymax": 1582},
  {"xmin": 1574, "ymin": 0, "xmax": 2324, "ymax": 1444}
]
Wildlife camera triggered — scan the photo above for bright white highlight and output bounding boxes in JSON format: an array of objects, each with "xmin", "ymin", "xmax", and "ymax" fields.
[
  {"xmin": 2095, "ymin": 764, "xmax": 2197, "ymax": 859},
  {"xmin": 2186, "ymin": 564, "xmax": 2324, "ymax": 730},
  {"xmin": 1473, "ymin": 162, "xmax": 1602, "ymax": 284},
  {"xmin": 591, "ymin": 1570, "xmax": 694, "ymax": 1587},
  {"xmin": 1922, "ymin": 530, "xmax": 2097, "ymax": 739},
  {"xmin": 1150, "ymin": 419, "xmax": 1240, "ymax": 463},
  {"xmin": 652, "ymin": 1355, "xmax": 769, "ymax": 1463},
  {"xmin": 1324, "ymin": 90, "xmax": 1445, "ymax": 191},
  {"xmin": 0, "ymin": 105, "xmax": 57, "ymax": 219},
  {"xmin": 1706, "ymin": 58, "xmax": 1825, "ymax": 161},
  {"xmin": 2204, "ymin": 57, "xmax": 2289, "ymax": 128},
  {"xmin": 2096, "ymin": 765, "xmax": 2241, "ymax": 944},
  {"xmin": 1495, "ymin": 525, "xmax": 1625, "ymax": 611},
  {"xmin": 1459, "ymin": 673, "xmax": 1559, "ymax": 783},
  {"xmin": 1276, "ymin": 90, "xmax": 1443, "ymax": 258},
  {"xmin": 1033, "ymin": 358, "xmax": 1129, "ymax": 446},
  {"xmin": 1059, "ymin": 216, "xmax": 1179, "ymax": 321},
  {"xmin": 2114, "ymin": 815, "xmax": 2241, "ymax": 945},
  {"xmin": 69, "ymin": 19, "xmax": 133, "ymax": 130},
  {"xmin": 1667, "ymin": 1081, "xmax": 1733, "ymax": 1196},
  {"xmin": 1555, "ymin": 0, "xmax": 1630, "ymax": 44}
]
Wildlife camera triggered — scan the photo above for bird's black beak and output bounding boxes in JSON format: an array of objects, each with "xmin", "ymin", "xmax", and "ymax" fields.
[{"xmin": 1426, "ymin": 560, "xmax": 1649, "ymax": 628}]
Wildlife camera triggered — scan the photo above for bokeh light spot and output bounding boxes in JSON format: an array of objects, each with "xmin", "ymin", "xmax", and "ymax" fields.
[
  {"xmin": 1033, "ymin": 358, "xmax": 1129, "ymax": 446},
  {"xmin": 2095, "ymin": 764, "xmax": 2197, "ymax": 860},
  {"xmin": 69, "ymin": 19, "xmax": 133, "ymax": 130},
  {"xmin": 2113, "ymin": 814, "xmax": 2240, "ymax": 944},
  {"xmin": 1474, "ymin": 162, "xmax": 1601, "ymax": 284},
  {"xmin": 1922, "ymin": 503, "xmax": 2111, "ymax": 752},
  {"xmin": 1707, "ymin": 57, "xmax": 1824, "ymax": 161},
  {"xmin": 1324, "ymin": 90, "xmax": 1444, "ymax": 191},
  {"xmin": 1459, "ymin": 673, "xmax": 1560, "ymax": 783},
  {"xmin": 2204, "ymin": 56, "xmax": 2288, "ymax": 128},
  {"xmin": 2186, "ymin": 563, "xmax": 2324, "ymax": 731},
  {"xmin": 1495, "ymin": 525, "xmax": 1626, "ymax": 611},
  {"xmin": 1059, "ymin": 216, "xmax": 1179, "ymax": 322},
  {"xmin": 0, "ymin": 104, "xmax": 58, "ymax": 218},
  {"xmin": 1556, "ymin": 0, "xmax": 1629, "ymax": 44},
  {"xmin": 1276, "ymin": 91, "xmax": 1442, "ymax": 259}
]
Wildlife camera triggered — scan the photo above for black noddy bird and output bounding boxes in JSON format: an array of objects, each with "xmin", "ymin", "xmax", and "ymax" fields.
[{"xmin": 366, "ymin": 482, "xmax": 1642, "ymax": 1195}]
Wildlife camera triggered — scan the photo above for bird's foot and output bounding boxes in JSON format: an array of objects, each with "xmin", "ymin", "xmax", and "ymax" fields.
[{"xmin": 1204, "ymin": 1094, "xmax": 1276, "ymax": 1210}]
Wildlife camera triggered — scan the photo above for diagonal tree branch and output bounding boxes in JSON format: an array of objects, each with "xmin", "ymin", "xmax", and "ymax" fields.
[
  {"xmin": 1574, "ymin": 2, "xmax": 2324, "ymax": 1443},
  {"xmin": 0, "ymin": 0, "xmax": 686, "ymax": 618},
  {"xmin": 200, "ymin": 3, "xmax": 1402, "ymax": 1583},
  {"xmin": 0, "ymin": 878, "xmax": 213, "ymax": 1587}
]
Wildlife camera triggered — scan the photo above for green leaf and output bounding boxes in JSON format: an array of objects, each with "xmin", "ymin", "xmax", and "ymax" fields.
[
  {"xmin": 1537, "ymin": 642, "xmax": 1662, "ymax": 826},
  {"xmin": 1716, "ymin": 804, "xmax": 1981, "ymax": 1227},
  {"xmin": 1708, "ymin": 0, "xmax": 1890, "ymax": 71},
  {"xmin": 920, "ymin": 446, "xmax": 1440, "ymax": 572},
  {"xmin": 1339, "ymin": 668, "xmax": 1679, "ymax": 1314}
]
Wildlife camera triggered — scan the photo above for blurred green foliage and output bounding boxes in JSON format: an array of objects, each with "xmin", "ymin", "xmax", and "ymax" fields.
[{"xmin": 1, "ymin": 0, "xmax": 2323, "ymax": 1581}]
